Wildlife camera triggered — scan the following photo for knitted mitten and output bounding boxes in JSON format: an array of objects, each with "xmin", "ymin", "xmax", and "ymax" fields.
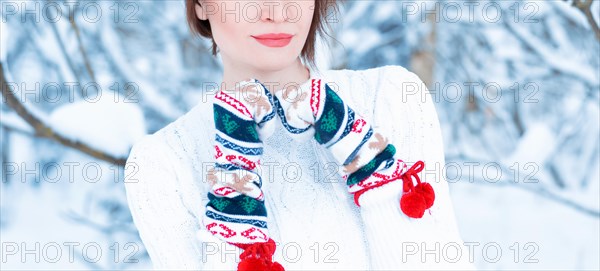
[
  {"xmin": 204, "ymin": 79, "xmax": 284, "ymax": 271},
  {"xmin": 272, "ymin": 78, "xmax": 435, "ymax": 218}
]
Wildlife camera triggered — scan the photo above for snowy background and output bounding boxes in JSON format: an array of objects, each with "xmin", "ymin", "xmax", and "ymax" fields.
[{"xmin": 1, "ymin": 0, "xmax": 599, "ymax": 270}]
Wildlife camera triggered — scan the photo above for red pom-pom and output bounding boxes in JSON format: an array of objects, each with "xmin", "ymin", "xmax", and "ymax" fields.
[
  {"xmin": 270, "ymin": 261, "xmax": 285, "ymax": 271},
  {"xmin": 400, "ymin": 191, "xmax": 427, "ymax": 218},
  {"xmin": 238, "ymin": 257, "xmax": 269, "ymax": 271},
  {"xmin": 414, "ymin": 182, "xmax": 435, "ymax": 209},
  {"xmin": 237, "ymin": 238, "xmax": 285, "ymax": 271}
]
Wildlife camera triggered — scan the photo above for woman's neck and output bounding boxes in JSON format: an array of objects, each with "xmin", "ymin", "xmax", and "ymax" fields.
[{"xmin": 219, "ymin": 57, "xmax": 311, "ymax": 94}]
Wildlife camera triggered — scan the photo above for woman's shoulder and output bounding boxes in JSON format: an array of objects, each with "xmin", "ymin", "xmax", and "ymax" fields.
[
  {"xmin": 127, "ymin": 97, "xmax": 212, "ymax": 160},
  {"xmin": 124, "ymin": 130, "xmax": 175, "ymax": 185},
  {"xmin": 320, "ymin": 65, "xmax": 429, "ymax": 104},
  {"xmin": 323, "ymin": 63, "xmax": 443, "ymax": 156},
  {"xmin": 316, "ymin": 65, "xmax": 430, "ymax": 115},
  {"xmin": 125, "ymin": 124, "xmax": 175, "ymax": 166}
]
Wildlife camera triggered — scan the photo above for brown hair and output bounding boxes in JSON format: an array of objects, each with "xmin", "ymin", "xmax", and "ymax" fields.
[{"xmin": 185, "ymin": 0, "xmax": 339, "ymax": 70}]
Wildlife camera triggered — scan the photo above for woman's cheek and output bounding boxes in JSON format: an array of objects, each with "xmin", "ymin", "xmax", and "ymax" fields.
[{"xmin": 212, "ymin": 22, "xmax": 237, "ymax": 49}]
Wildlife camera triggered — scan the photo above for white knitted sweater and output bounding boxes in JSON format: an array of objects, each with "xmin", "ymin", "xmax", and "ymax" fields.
[{"xmin": 124, "ymin": 65, "xmax": 476, "ymax": 270}]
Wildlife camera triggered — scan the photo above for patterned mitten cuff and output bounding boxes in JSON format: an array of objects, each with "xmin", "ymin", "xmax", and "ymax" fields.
[
  {"xmin": 273, "ymin": 78, "xmax": 436, "ymax": 219},
  {"xmin": 351, "ymin": 158, "xmax": 436, "ymax": 218},
  {"xmin": 204, "ymin": 79, "xmax": 284, "ymax": 270}
]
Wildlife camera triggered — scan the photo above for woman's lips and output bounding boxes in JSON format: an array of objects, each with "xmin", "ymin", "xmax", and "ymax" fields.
[{"xmin": 252, "ymin": 33, "xmax": 293, "ymax": 48}]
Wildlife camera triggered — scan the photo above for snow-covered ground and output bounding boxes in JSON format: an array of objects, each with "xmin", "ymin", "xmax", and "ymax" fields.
[{"xmin": 451, "ymin": 182, "xmax": 600, "ymax": 270}]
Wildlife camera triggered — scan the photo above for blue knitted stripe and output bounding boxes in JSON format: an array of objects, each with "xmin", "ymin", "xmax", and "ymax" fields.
[
  {"xmin": 342, "ymin": 127, "xmax": 374, "ymax": 166},
  {"xmin": 271, "ymin": 93, "xmax": 312, "ymax": 134},
  {"xmin": 215, "ymin": 134, "xmax": 263, "ymax": 156},
  {"xmin": 205, "ymin": 209, "xmax": 267, "ymax": 228},
  {"xmin": 258, "ymin": 110, "xmax": 276, "ymax": 125},
  {"xmin": 338, "ymin": 107, "xmax": 356, "ymax": 143}
]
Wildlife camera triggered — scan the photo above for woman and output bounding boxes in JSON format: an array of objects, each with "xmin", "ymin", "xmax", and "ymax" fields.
[{"xmin": 124, "ymin": 0, "xmax": 475, "ymax": 270}]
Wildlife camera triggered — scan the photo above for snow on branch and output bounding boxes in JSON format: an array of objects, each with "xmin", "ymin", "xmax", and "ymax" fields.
[{"xmin": 1, "ymin": 62, "xmax": 127, "ymax": 166}]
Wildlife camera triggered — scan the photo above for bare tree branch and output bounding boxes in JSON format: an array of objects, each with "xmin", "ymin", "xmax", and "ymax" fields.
[
  {"xmin": 566, "ymin": 0, "xmax": 600, "ymax": 41},
  {"xmin": 49, "ymin": 21, "xmax": 84, "ymax": 94},
  {"xmin": 1, "ymin": 62, "xmax": 126, "ymax": 166},
  {"xmin": 68, "ymin": 5, "xmax": 97, "ymax": 83}
]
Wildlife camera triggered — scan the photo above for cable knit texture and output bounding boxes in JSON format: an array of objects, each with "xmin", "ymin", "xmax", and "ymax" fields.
[{"xmin": 124, "ymin": 65, "xmax": 476, "ymax": 270}]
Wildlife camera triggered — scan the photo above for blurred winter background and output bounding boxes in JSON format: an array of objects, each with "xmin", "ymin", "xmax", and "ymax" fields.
[{"xmin": 1, "ymin": 0, "xmax": 598, "ymax": 270}]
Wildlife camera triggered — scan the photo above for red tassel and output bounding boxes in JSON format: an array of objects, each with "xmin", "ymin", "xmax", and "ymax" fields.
[
  {"xmin": 235, "ymin": 238, "xmax": 285, "ymax": 271},
  {"xmin": 238, "ymin": 256, "xmax": 285, "ymax": 271}
]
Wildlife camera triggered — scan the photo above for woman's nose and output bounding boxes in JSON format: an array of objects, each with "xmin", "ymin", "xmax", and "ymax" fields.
[{"xmin": 258, "ymin": 0, "xmax": 288, "ymax": 23}]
